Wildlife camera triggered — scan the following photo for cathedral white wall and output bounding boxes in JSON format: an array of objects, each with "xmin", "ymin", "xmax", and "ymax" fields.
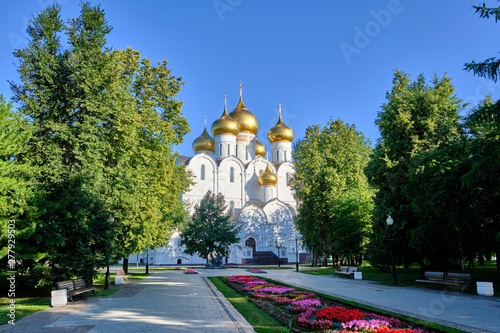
[
  {"xmin": 214, "ymin": 134, "xmax": 236, "ymax": 160},
  {"xmin": 245, "ymin": 158, "xmax": 275, "ymax": 201},
  {"xmin": 271, "ymin": 141, "xmax": 292, "ymax": 163},
  {"xmin": 235, "ymin": 132, "xmax": 255, "ymax": 163},
  {"xmin": 277, "ymin": 162, "xmax": 296, "ymax": 204},
  {"xmin": 183, "ymin": 154, "xmax": 217, "ymax": 214},
  {"xmin": 218, "ymin": 157, "xmax": 246, "ymax": 210},
  {"xmin": 261, "ymin": 185, "xmax": 276, "ymax": 203}
]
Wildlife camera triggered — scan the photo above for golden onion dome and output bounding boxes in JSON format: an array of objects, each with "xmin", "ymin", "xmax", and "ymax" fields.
[
  {"xmin": 267, "ymin": 104, "xmax": 294, "ymax": 143},
  {"xmin": 255, "ymin": 137, "xmax": 267, "ymax": 157},
  {"xmin": 229, "ymin": 96, "xmax": 259, "ymax": 135},
  {"xmin": 258, "ymin": 163, "xmax": 277, "ymax": 186},
  {"xmin": 192, "ymin": 122, "xmax": 215, "ymax": 152},
  {"xmin": 211, "ymin": 101, "xmax": 240, "ymax": 136}
]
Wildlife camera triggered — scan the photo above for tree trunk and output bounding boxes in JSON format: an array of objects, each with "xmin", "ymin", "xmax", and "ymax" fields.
[{"xmin": 122, "ymin": 258, "xmax": 129, "ymax": 274}]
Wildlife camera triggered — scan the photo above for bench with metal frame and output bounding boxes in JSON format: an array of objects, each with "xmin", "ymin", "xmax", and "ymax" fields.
[
  {"xmin": 56, "ymin": 278, "xmax": 97, "ymax": 303},
  {"xmin": 415, "ymin": 271, "xmax": 471, "ymax": 293}
]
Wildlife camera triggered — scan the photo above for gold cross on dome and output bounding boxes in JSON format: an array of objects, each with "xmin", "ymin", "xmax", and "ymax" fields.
[
  {"xmin": 204, "ymin": 115, "xmax": 207, "ymax": 127},
  {"xmin": 265, "ymin": 151, "xmax": 270, "ymax": 161},
  {"xmin": 239, "ymin": 81, "xmax": 243, "ymax": 98},
  {"xmin": 279, "ymin": 103, "xmax": 282, "ymax": 117},
  {"xmin": 224, "ymin": 94, "xmax": 227, "ymax": 107}
]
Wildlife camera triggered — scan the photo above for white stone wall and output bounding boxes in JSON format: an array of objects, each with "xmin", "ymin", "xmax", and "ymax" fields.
[
  {"xmin": 276, "ymin": 162, "xmax": 296, "ymax": 205},
  {"xmin": 215, "ymin": 134, "xmax": 237, "ymax": 160},
  {"xmin": 271, "ymin": 140, "xmax": 292, "ymax": 163}
]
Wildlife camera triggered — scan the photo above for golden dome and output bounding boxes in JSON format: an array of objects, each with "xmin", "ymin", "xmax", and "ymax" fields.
[
  {"xmin": 211, "ymin": 101, "xmax": 240, "ymax": 136},
  {"xmin": 268, "ymin": 104, "xmax": 294, "ymax": 143},
  {"xmin": 229, "ymin": 96, "xmax": 259, "ymax": 135},
  {"xmin": 192, "ymin": 123, "xmax": 215, "ymax": 152},
  {"xmin": 258, "ymin": 163, "xmax": 277, "ymax": 186},
  {"xmin": 255, "ymin": 137, "xmax": 267, "ymax": 157}
]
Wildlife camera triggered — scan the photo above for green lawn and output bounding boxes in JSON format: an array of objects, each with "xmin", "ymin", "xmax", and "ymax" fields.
[
  {"xmin": 208, "ymin": 277, "xmax": 289, "ymax": 333},
  {"xmin": 299, "ymin": 261, "xmax": 500, "ymax": 296},
  {"xmin": 0, "ymin": 296, "xmax": 50, "ymax": 325}
]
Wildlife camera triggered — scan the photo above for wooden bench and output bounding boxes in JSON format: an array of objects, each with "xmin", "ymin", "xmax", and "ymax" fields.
[
  {"xmin": 56, "ymin": 278, "xmax": 97, "ymax": 303},
  {"xmin": 334, "ymin": 266, "xmax": 358, "ymax": 278},
  {"xmin": 116, "ymin": 269, "xmax": 131, "ymax": 282},
  {"xmin": 415, "ymin": 271, "xmax": 471, "ymax": 293}
]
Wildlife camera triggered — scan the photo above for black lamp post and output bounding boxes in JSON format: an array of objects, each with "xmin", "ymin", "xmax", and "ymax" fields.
[
  {"xmin": 104, "ymin": 264, "xmax": 111, "ymax": 291},
  {"xmin": 146, "ymin": 247, "xmax": 149, "ymax": 274},
  {"xmin": 295, "ymin": 237, "xmax": 300, "ymax": 272},
  {"xmin": 104, "ymin": 214, "xmax": 114, "ymax": 291},
  {"xmin": 275, "ymin": 239, "xmax": 283, "ymax": 267},
  {"xmin": 386, "ymin": 216, "xmax": 398, "ymax": 286}
]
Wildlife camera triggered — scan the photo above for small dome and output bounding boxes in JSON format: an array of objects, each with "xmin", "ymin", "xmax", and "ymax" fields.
[
  {"xmin": 268, "ymin": 105, "xmax": 294, "ymax": 143},
  {"xmin": 212, "ymin": 103, "xmax": 240, "ymax": 136},
  {"xmin": 258, "ymin": 163, "xmax": 277, "ymax": 186},
  {"xmin": 192, "ymin": 124, "xmax": 215, "ymax": 152},
  {"xmin": 255, "ymin": 137, "xmax": 267, "ymax": 157},
  {"xmin": 229, "ymin": 97, "xmax": 259, "ymax": 135}
]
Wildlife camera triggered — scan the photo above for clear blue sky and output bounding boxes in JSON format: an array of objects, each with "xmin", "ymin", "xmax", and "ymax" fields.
[{"xmin": 2, "ymin": 1, "xmax": 499, "ymax": 157}]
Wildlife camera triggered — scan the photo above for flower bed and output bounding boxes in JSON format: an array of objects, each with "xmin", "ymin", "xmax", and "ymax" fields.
[
  {"xmin": 222, "ymin": 275, "xmax": 434, "ymax": 333},
  {"xmin": 246, "ymin": 268, "xmax": 267, "ymax": 273},
  {"xmin": 184, "ymin": 269, "xmax": 198, "ymax": 274}
]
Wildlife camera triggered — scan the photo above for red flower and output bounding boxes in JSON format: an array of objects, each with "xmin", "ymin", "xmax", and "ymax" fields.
[{"xmin": 316, "ymin": 306, "xmax": 364, "ymax": 322}]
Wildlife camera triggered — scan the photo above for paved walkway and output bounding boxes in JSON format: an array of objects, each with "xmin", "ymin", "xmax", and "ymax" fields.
[
  {"xmin": 261, "ymin": 269, "xmax": 500, "ymax": 333},
  {"xmin": 2, "ymin": 268, "xmax": 499, "ymax": 332},
  {"xmin": 1, "ymin": 269, "xmax": 254, "ymax": 333}
]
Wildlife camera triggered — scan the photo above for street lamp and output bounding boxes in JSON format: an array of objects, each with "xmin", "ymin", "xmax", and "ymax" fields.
[
  {"xmin": 275, "ymin": 239, "xmax": 283, "ymax": 268},
  {"xmin": 104, "ymin": 214, "xmax": 114, "ymax": 291},
  {"xmin": 295, "ymin": 237, "xmax": 300, "ymax": 272},
  {"xmin": 146, "ymin": 246, "xmax": 149, "ymax": 274},
  {"xmin": 386, "ymin": 216, "xmax": 398, "ymax": 286}
]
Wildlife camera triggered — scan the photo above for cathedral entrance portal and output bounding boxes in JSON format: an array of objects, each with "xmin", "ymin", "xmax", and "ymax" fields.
[{"xmin": 245, "ymin": 237, "xmax": 256, "ymax": 252}]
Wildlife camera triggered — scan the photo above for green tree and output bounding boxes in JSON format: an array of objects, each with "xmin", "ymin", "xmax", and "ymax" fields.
[
  {"xmin": 110, "ymin": 47, "xmax": 191, "ymax": 272},
  {"xmin": 10, "ymin": 2, "xmax": 192, "ymax": 282},
  {"xmin": 180, "ymin": 191, "xmax": 241, "ymax": 265},
  {"xmin": 366, "ymin": 70, "xmax": 463, "ymax": 269},
  {"xmin": 9, "ymin": 3, "xmax": 118, "ymax": 284},
  {"xmin": 0, "ymin": 95, "xmax": 34, "ymax": 270},
  {"xmin": 293, "ymin": 119, "xmax": 373, "ymax": 266},
  {"xmin": 464, "ymin": 3, "xmax": 500, "ymax": 82},
  {"xmin": 463, "ymin": 2, "xmax": 500, "ymax": 269}
]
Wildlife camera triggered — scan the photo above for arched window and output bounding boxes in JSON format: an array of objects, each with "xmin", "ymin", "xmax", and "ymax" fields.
[
  {"xmin": 201, "ymin": 164, "xmax": 205, "ymax": 180},
  {"xmin": 229, "ymin": 201, "xmax": 234, "ymax": 215},
  {"xmin": 236, "ymin": 145, "xmax": 238, "ymax": 156},
  {"xmin": 227, "ymin": 145, "xmax": 230, "ymax": 155},
  {"xmin": 284, "ymin": 150, "xmax": 287, "ymax": 161},
  {"xmin": 230, "ymin": 167, "xmax": 234, "ymax": 183},
  {"xmin": 286, "ymin": 172, "xmax": 290, "ymax": 186},
  {"xmin": 245, "ymin": 146, "xmax": 249, "ymax": 160},
  {"xmin": 219, "ymin": 144, "xmax": 223, "ymax": 156},
  {"xmin": 276, "ymin": 150, "xmax": 279, "ymax": 162}
]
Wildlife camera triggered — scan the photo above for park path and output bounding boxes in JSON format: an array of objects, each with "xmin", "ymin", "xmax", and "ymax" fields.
[
  {"xmin": 1, "ymin": 269, "xmax": 254, "ymax": 333},
  {"xmin": 262, "ymin": 269, "xmax": 500, "ymax": 333},
  {"xmin": 2, "ymin": 267, "xmax": 499, "ymax": 332}
]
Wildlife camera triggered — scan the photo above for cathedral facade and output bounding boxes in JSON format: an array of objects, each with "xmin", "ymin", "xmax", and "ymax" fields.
[{"xmin": 128, "ymin": 86, "xmax": 307, "ymax": 265}]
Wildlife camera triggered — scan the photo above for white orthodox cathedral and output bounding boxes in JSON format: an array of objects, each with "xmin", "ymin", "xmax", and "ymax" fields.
[{"xmin": 127, "ymin": 85, "xmax": 309, "ymax": 265}]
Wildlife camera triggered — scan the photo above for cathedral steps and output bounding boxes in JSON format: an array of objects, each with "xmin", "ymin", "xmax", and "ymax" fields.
[{"xmin": 247, "ymin": 251, "xmax": 288, "ymax": 265}]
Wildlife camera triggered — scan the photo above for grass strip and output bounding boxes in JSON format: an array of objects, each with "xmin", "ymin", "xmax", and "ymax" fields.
[
  {"xmin": 208, "ymin": 277, "xmax": 289, "ymax": 333},
  {"xmin": 0, "ymin": 296, "xmax": 50, "ymax": 325}
]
